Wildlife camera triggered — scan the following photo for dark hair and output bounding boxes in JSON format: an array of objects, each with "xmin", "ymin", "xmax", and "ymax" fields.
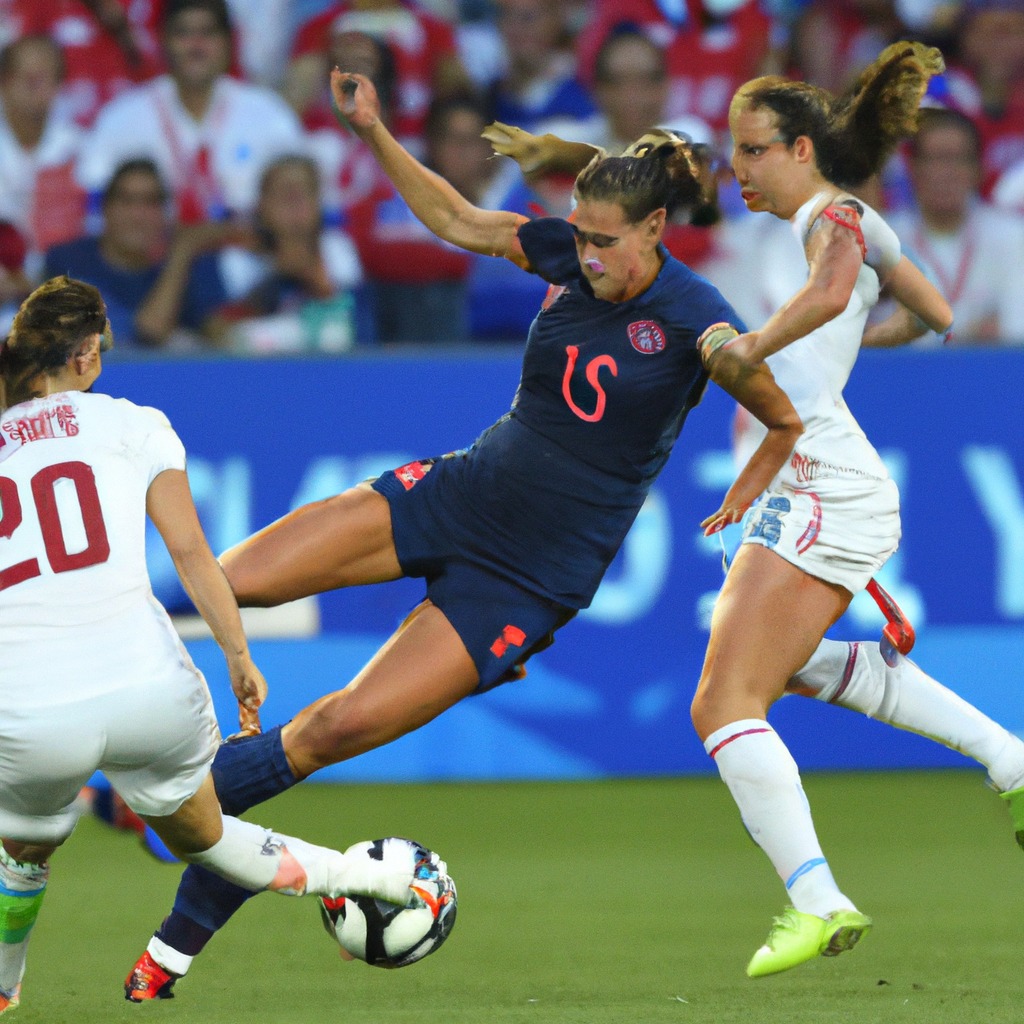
[
  {"xmin": 102, "ymin": 158, "xmax": 169, "ymax": 207},
  {"xmin": 0, "ymin": 34, "xmax": 65, "ymax": 83},
  {"xmin": 594, "ymin": 25, "xmax": 665, "ymax": 85},
  {"xmin": 162, "ymin": 0, "xmax": 232, "ymax": 35},
  {"xmin": 574, "ymin": 130, "xmax": 708, "ymax": 224},
  {"xmin": 908, "ymin": 106, "xmax": 983, "ymax": 163},
  {"xmin": 731, "ymin": 42, "xmax": 945, "ymax": 188},
  {"xmin": 0, "ymin": 277, "xmax": 107, "ymax": 409},
  {"xmin": 425, "ymin": 94, "xmax": 488, "ymax": 144}
]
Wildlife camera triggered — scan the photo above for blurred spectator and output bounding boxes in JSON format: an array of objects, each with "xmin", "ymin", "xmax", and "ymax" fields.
[
  {"xmin": 214, "ymin": 154, "xmax": 364, "ymax": 352},
  {"xmin": 77, "ymin": 0, "xmax": 304, "ymax": 224},
  {"xmin": 0, "ymin": 220, "xmax": 31, "ymax": 329},
  {"xmin": 943, "ymin": 0, "xmax": 1024, "ymax": 196},
  {"xmin": 792, "ymin": 0, "xmax": 903, "ymax": 95},
  {"xmin": 575, "ymin": 0, "xmax": 770, "ymax": 140},
  {"xmin": 285, "ymin": 0, "xmax": 471, "ymax": 144},
  {"xmin": 889, "ymin": 107, "xmax": 1024, "ymax": 344},
  {"xmin": 7, "ymin": 0, "xmax": 163, "ymax": 127},
  {"xmin": 306, "ymin": 31, "xmax": 399, "ymax": 217},
  {"xmin": 224, "ymin": 0, "xmax": 292, "ymax": 88},
  {"xmin": 348, "ymin": 95, "xmax": 498, "ymax": 343},
  {"xmin": 0, "ymin": 36, "xmax": 85, "ymax": 273},
  {"xmin": 484, "ymin": 0, "xmax": 595, "ymax": 132},
  {"xmin": 44, "ymin": 158, "xmax": 234, "ymax": 346}
]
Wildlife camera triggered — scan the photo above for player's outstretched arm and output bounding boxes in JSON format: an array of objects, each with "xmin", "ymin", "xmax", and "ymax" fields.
[
  {"xmin": 730, "ymin": 215, "xmax": 865, "ymax": 363},
  {"xmin": 482, "ymin": 121, "xmax": 601, "ymax": 182},
  {"xmin": 700, "ymin": 340, "xmax": 804, "ymax": 535},
  {"xmin": 147, "ymin": 469, "xmax": 266, "ymax": 734},
  {"xmin": 332, "ymin": 71, "xmax": 530, "ymax": 267}
]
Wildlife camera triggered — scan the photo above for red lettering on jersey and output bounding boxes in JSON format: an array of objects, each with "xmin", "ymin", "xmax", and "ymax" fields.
[
  {"xmin": 628, "ymin": 320, "xmax": 666, "ymax": 354},
  {"xmin": 0, "ymin": 404, "xmax": 79, "ymax": 447},
  {"xmin": 395, "ymin": 461, "xmax": 427, "ymax": 491},
  {"xmin": 490, "ymin": 624, "xmax": 527, "ymax": 658},
  {"xmin": 562, "ymin": 345, "xmax": 618, "ymax": 423}
]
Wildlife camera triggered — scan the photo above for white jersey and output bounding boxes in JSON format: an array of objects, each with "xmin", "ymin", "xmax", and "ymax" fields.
[
  {"xmin": 737, "ymin": 191, "xmax": 902, "ymax": 484},
  {"xmin": 77, "ymin": 74, "xmax": 305, "ymax": 215},
  {"xmin": 0, "ymin": 391, "xmax": 188, "ymax": 710}
]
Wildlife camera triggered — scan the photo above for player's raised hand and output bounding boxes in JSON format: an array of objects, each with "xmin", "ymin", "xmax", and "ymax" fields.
[
  {"xmin": 330, "ymin": 70, "xmax": 380, "ymax": 132},
  {"xmin": 227, "ymin": 652, "xmax": 267, "ymax": 738}
]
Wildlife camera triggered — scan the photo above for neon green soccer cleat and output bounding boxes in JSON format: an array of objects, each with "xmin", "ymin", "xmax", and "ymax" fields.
[
  {"xmin": 1000, "ymin": 785, "xmax": 1024, "ymax": 851},
  {"xmin": 746, "ymin": 907, "xmax": 872, "ymax": 978}
]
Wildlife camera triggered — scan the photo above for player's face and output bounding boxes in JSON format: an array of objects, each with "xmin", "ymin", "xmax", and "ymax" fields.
[
  {"xmin": 164, "ymin": 9, "xmax": 231, "ymax": 89},
  {"xmin": 572, "ymin": 199, "xmax": 662, "ymax": 302},
  {"xmin": 730, "ymin": 107, "xmax": 808, "ymax": 219}
]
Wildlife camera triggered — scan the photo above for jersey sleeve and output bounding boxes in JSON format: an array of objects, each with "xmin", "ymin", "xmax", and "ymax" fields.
[
  {"xmin": 130, "ymin": 404, "xmax": 187, "ymax": 486},
  {"xmin": 516, "ymin": 217, "xmax": 583, "ymax": 286},
  {"xmin": 857, "ymin": 202, "xmax": 902, "ymax": 278}
]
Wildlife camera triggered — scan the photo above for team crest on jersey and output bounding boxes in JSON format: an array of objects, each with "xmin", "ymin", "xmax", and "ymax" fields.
[
  {"xmin": 395, "ymin": 461, "xmax": 427, "ymax": 491},
  {"xmin": 628, "ymin": 320, "xmax": 666, "ymax": 354},
  {"xmin": 0, "ymin": 402, "xmax": 79, "ymax": 464}
]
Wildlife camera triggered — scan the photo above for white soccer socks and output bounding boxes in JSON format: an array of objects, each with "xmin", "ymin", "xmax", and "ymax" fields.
[
  {"xmin": 705, "ymin": 720, "xmax": 857, "ymax": 919},
  {"xmin": 0, "ymin": 846, "xmax": 49, "ymax": 1003},
  {"xmin": 187, "ymin": 816, "xmax": 414, "ymax": 905},
  {"xmin": 795, "ymin": 639, "xmax": 1024, "ymax": 792}
]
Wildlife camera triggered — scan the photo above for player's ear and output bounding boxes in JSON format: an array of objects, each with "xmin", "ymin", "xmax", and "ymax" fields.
[
  {"xmin": 645, "ymin": 206, "xmax": 667, "ymax": 243},
  {"xmin": 72, "ymin": 333, "xmax": 103, "ymax": 376}
]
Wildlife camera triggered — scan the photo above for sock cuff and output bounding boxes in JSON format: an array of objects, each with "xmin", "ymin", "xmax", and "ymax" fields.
[
  {"xmin": 0, "ymin": 848, "xmax": 48, "ymax": 894},
  {"xmin": 148, "ymin": 936, "xmax": 194, "ymax": 978},
  {"xmin": 704, "ymin": 719, "xmax": 774, "ymax": 759}
]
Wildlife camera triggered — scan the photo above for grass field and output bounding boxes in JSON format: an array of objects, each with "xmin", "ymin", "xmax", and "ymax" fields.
[{"xmin": 16, "ymin": 771, "xmax": 1024, "ymax": 1024}]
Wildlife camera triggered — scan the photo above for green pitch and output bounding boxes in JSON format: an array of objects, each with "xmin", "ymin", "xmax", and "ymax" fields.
[{"xmin": 16, "ymin": 771, "xmax": 1024, "ymax": 1024}]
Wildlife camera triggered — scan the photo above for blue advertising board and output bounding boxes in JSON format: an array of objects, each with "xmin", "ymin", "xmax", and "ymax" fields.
[{"xmin": 98, "ymin": 348, "xmax": 1024, "ymax": 780}]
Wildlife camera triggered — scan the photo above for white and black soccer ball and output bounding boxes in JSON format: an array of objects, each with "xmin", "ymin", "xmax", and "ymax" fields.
[{"xmin": 318, "ymin": 838, "xmax": 457, "ymax": 968}]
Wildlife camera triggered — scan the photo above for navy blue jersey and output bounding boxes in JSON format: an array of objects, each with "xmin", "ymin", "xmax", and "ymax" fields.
[{"xmin": 380, "ymin": 217, "xmax": 745, "ymax": 609}]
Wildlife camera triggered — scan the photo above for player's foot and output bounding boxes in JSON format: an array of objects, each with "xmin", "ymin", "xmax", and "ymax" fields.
[
  {"xmin": 1000, "ymin": 785, "xmax": 1024, "ymax": 851},
  {"xmin": 746, "ymin": 907, "xmax": 871, "ymax": 978},
  {"xmin": 0, "ymin": 984, "xmax": 19, "ymax": 1013},
  {"xmin": 338, "ymin": 839, "xmax": 446, "ymax": 907},
  {"xmin": 124, "ymin": 951, "xmax": 177, "ymax": 1002}
]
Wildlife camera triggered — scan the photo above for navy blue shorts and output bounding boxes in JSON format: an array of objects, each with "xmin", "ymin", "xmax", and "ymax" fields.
[{"xmin": 373, "ymin": 462, "xmax": 576, "ymax": 693}]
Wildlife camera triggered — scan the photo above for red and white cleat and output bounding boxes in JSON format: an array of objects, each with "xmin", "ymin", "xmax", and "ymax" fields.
[
  {"xmin": 124, "ymin": 951, "xmax": 177, "ymax": 1002},
  {"xmin": 866, "ymin": 578, "xmax": 916, "ymax": 665}
]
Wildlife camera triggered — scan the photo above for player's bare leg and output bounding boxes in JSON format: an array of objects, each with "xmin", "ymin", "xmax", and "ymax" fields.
[
  {"xmin": 281, "ymin": 599, "xmax": 480, "ymax": 779},
  {"xmin": 691, "ymin": 544, "xmax": 870, "ymax": 977},
  {"xmin": 0, "ymin": 839, "xmax": 60, "ymax": 1011},
  {"xmin": 222, "ymin": 484, "xmax": 402, "ymax": 606}
]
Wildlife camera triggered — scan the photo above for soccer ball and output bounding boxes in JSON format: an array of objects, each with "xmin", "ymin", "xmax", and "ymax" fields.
[{"xmin": 318, "ymin": 838, "xmax": 457, "ymax": 968}]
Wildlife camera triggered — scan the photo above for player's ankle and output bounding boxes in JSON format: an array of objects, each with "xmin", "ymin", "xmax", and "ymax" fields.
[{"xmin": 147, "ymin": 936, "xmax": 192, "ymax": 978}]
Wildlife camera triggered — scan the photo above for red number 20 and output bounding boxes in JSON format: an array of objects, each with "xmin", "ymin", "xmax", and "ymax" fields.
[{"xmin": 0, "ymin": 461, "xmax": 110, "ymax": 591}]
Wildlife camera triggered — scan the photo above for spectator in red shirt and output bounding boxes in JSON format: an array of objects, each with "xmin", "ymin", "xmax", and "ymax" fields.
[
  {"xmin": 943, "ymin": 0, "xmax": 1024, "ymax": 197},
  {"xmin": 284, "ymin": 0, "xmax": 470, "ymax": 145},
  {"xmin": 792, "ymin": 0, "xmax": 904, "ymax": 96},
  {"xmin": 8, "ymin": 0, "xmax": 163, "ymax": 127},
  {"xmin": 575, "ymin": 0, "xmax": 770, "ymax": 140}
]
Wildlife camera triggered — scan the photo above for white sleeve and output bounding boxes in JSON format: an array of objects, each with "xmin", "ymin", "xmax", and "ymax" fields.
[
  {"xmin": 857, "ymin": 202, "xmax": 902, "ymax": 278},
  {"xmin": 132, "ymin": 404, "xmax": 188, "ymax": 485}
]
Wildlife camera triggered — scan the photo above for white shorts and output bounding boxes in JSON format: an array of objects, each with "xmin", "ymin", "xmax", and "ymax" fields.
[
  {"xmin": 0, "ymin": 666, "xmax": 220, "ymax": 845},
  {"xmin": 740, "ymin": 473, "xmax": 901, "ymax": 594}
]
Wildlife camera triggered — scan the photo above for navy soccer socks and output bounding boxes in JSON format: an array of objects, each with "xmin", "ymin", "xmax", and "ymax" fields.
[{"xmin": 152, "ymin": 726, "xmax": 298, "ymax": 971}]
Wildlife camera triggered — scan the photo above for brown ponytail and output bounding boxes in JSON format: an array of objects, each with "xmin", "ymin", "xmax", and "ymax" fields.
[
  {"xmin": 2, "ymin": 276, "xmax": 107, "ymax": 410},
  {"xmin": 574, "ymin": 129, "xmax": 716, "ymax": 224},
  {"xmin": 731, "ymin": 42, "xmax": 945, "ymax": 189}
]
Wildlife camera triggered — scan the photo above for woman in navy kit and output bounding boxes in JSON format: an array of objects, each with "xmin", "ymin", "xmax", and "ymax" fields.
[{"xmin": 125, "ymin": 71, "xmax": 803, "ymax": 997}]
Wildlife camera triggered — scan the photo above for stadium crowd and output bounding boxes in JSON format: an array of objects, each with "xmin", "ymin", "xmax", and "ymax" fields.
[{"xmin": 0, "ymin": 0, "xmax": 1022, "ymax": 350}]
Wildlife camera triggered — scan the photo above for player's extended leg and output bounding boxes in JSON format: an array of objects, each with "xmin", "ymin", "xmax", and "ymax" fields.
[
  {"xmin": 0, "ymin": 840, "xmax": 56, "ymax": 1013},
  {"xmin": 129, "ymin": 602, "xmax": 478, "ymax": 997},
  {"xmin": 691, "ymin": 544, "xmax": 870, "ymax": 978},
  {"xmin": 221, "ymin": 484, "xmax": 402, "ymax": 607},
  {"xmin": 789, "ymin": 639, "xmax": 1024, "ymax": 831}
]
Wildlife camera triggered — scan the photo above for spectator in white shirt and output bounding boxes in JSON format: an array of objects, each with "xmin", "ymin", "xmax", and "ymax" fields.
[
  {"xmin": 0, "ymin": 36, "xmax": 85, "ymax": 276},
  {"xmin": 77, "ymin": 0, "xmax": 305, "ymax": 224},
  {"xmin": 889, "ymin": 107, "xmax": 1024, "ymax": 345}
]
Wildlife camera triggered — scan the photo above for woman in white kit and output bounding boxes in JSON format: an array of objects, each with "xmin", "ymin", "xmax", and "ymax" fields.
[
  {"xmin": 0, "ymin": 277, "xmax": 441, "ymax": 1012},
  {"xmin": 488, "ymin": 41, "xmax": 1024, "ymax": 977}
]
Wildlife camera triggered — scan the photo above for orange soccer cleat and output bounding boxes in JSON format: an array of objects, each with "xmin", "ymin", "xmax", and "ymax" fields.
[{"xmin": 124, "ymin": 950, "xmax": 177, "ymax": 1002}]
